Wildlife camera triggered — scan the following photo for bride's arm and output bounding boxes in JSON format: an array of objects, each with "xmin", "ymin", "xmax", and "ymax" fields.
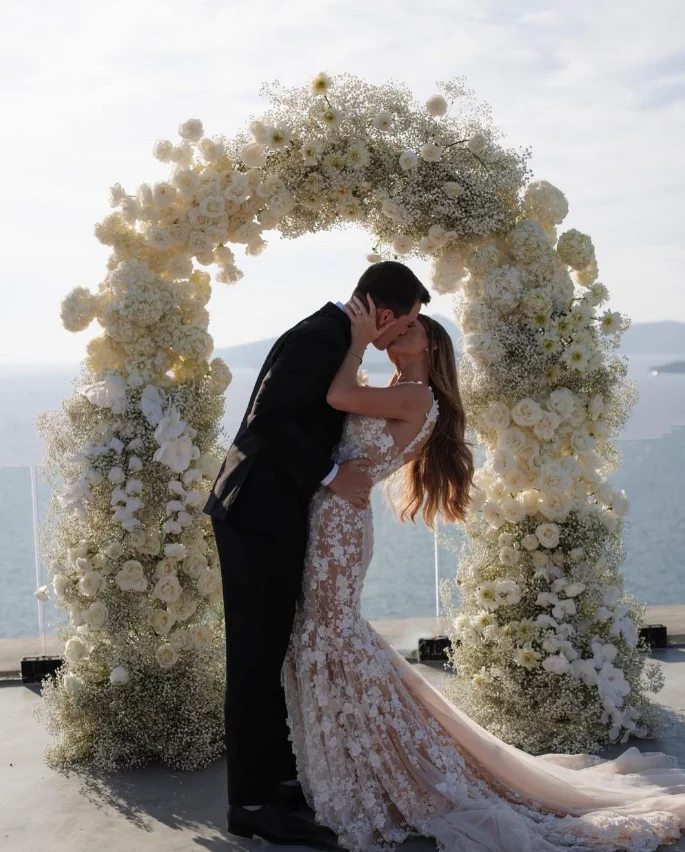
[{"xmin": 326, "ymin": 298, "xmax": 431, "ymax": 420}]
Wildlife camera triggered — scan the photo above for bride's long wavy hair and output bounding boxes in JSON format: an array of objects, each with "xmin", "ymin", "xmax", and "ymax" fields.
[{"xmin": 391, "ymin": 315, "xmax": 474, "ymax": 529}]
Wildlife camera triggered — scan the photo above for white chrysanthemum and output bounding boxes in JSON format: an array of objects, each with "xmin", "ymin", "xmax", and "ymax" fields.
[
  {"xmin": 372, "ymin": 110, "xmax": 393, "ymax": 132},
  {"xmin": 514, "ymin": 647, "xmax": 541, "ymax": 669},
  {"xmin": 476, "ymin": 581, "xmax": 500, "ymax": 611},
  {"xmin": 321, "ymin": 106, "xmax": 342, "ymax": 128},
  {"xmin": 600, "ymin": 310, "xmax": 622, "ymax": 335},
  {"xmin": 420, "ymin": 143, "xmax": 443, "ymax": 162},
  {"xmin": 178, "ymin": 119, "xmax": 203, "ymax": 141},
  {"xmin": 311, "ymin": 72, "xmax": 332, "ymax": 95},
  {"xmin": 266, "ymin": 125, "xmax": 292, "ymax": 149},
  {"xmin": 557, "ymin": 229, "xmax": 595, "ymax": 270},
  {"xmin": 346, "ymin": 143, "xmax": 370, "ymax": 169},
  {"xmin": 562, "ymin": 342, "xmax": 591, "ymax": 372},
  {"xmin": 523, "ymin": 181, "xmax": 569, "ymax": 225},
  {"xmin": 399, "ymin": 150, "xmax": 418, "ymax": 171}
]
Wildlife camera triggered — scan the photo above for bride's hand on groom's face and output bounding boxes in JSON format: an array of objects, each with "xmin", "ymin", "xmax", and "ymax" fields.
[{"xmin": 344, "ymin": 296, "xmax": 398, "ymax": 350}]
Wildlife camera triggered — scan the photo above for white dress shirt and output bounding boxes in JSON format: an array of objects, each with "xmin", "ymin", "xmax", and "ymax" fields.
[{"xmin": 320, "ymin": 302, "xmax": 347, "ymax": 486}]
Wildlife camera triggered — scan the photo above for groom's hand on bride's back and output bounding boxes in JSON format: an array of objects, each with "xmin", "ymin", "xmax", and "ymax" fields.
[{"xmin": 327, "ymin": 459, "xmax": 373, "ymax": 509}]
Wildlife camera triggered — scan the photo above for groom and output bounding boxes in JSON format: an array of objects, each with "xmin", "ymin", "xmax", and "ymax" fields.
[{"xmin": 204, "ymin": 261, "xmax": 431, "ymax": 844}]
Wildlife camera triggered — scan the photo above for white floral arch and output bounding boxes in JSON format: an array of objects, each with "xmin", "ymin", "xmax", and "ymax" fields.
[{"xmin": 37, "ymin": 73, "xmax": 661, "ymax": 770}]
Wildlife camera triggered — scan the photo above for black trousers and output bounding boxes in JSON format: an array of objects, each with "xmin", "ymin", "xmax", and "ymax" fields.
[{"xmin": 212, "ymin": 517, "xmax": 306, "ymax": 806}]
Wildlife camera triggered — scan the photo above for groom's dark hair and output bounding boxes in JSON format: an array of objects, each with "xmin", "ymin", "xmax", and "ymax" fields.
[{"xmin": 353, "ymin": 261, "xmax": 431, "ymax": 316}]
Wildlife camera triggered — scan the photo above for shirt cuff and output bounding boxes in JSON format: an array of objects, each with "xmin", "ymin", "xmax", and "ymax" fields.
[{"xmin": 321, "ymin": 463, "xmax": 339, "ymax": 487}]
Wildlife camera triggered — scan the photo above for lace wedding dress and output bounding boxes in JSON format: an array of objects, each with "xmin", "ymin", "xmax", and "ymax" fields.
[{"xmin": 282, "ymin": 385, "xmax": 685, "ymax": 852}]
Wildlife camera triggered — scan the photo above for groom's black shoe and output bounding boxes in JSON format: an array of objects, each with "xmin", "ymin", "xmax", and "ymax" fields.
[
  {"xmin": 227, "ymin": 802, "xmax": 338, "ymax": 846},
  {"xmin": 277, "ymin": 780, "xmax": 310, "ymax": 811}
]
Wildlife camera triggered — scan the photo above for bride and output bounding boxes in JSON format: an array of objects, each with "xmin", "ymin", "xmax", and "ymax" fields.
[{"xmin": 281, "ymin": 297, "xmax": 685, "ymax": 852}]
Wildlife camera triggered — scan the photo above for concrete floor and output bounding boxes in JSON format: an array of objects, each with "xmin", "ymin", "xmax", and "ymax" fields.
[{"xmin": 2, "ymin": 652, "xmax": 685, "ymax": 852}]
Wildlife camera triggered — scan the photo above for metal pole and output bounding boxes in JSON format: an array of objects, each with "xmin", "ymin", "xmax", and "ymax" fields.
[
  {"xmin": 30, "ymin": 465, "xmax": 46, "ymax": 655},
  {"xmin": 434, "ymin": 520, "xmax": 440, "ymax": 620}
]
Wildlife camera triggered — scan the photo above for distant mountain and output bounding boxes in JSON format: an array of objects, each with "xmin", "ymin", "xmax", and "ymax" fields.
[
  {"xmin": 620, "ymin": 321, "xmax": 685, "ymax": 355},
  {"xmin": 215, "ymin": 312, "xmax": 462, "ymax": 368},
  {"xmin": 650, "ymin": 360, "xmax": 685, "ymax": 374}
]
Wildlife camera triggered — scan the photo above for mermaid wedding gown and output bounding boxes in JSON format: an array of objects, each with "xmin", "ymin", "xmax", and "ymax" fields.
[{"xmin": 282, "ymin": 386, "xmax": 685, "ymax": 852}]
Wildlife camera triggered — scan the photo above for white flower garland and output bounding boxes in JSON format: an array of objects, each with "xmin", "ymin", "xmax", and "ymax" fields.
[{"xmin": 36, "ymin": 72, "xmax": 656, "ymax": 769}]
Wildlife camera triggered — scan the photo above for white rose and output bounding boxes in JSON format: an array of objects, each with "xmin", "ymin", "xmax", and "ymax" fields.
[
  {"xmin": 521, "ymin": 534, "xmax": 540, "ymax": 551},
  {"xmin": 154, "ymin": 575, "xmax": 183, "ymax": 604},
  {"xmin": 482, "ymin": 501, "xmax": 505, "ymax": 529},
  {"xmin": 108, "ymin": 466, "xmax": 125, "ymax": 484},
  {"xmin": 589, "ymin": 394, "xmax": 605, "ymax": 419},
  {"xmin": 178, "ymin": 119, "xmax": 203, "ymax": 141},
  {"xmin": 399, "ymin": 150, "xmax": 419, "ymax": 171},
  {"xmin": 197, "ymin": 567, "xmax": 222, "ymax": 599},
  {"xmin": 110, "ymin": 666, "xmax": 130, "ymax": 685},
  {"xmin": 536, "ymin": 523, "xmax": 560, "ymax": 549},
  {"xmin": 241, "ymin": 142, "xmax": 267, "ymax": 169},
  {"xmin": 65, "ymin": 637, "xmax": 88, "ymax": 663},
  {"xmin": 153, "ymin": 140, "xmax": 174, "ymax": 162},
  {"xmin": 149, "ymin": 608, "xmax": 176, "ymax": 635},
  {"xmin": 535, "ymin": 461, "xmax": 572, "ymax": 494},
  {"xmin": 565, "ymin": 583, "xmax": 586, "ymax": 598},
  {"xmin": 501, "ymin": 496, "xmax": 525, "ymax": 524},
  {"xmin": 542, "ymin": 653, "xmax": 572, "ymax": 675},
  {"xmin": 78, "ymin": 570, "xmax": 105, "ymax": 597},
  {"xmin": 511, "ymin": 398, "xmax": 542, "ymax": 427},
  {"xmin": 499, "ymin": 546, "xmax": 521, "ymax": 567},
  {"xmin": 189, "ymin": 624, "xmax": 214, "ymax": 650},
  {"xmin": 155, "ymin": 643, "xmax": 179, "ymax": 669},
  {"xmin": 115, "ymin": 560, "xmax": 148, "ymax": 592},
  {"xmin": 483, "ymin": 402, "xmax": 510, "ymax": 430},
  {"xmin": 84, "ymin": 601, "xmax": 108, "ymax": 629},
  {"xmin": 497, "ymin": 427, "xmax": 526, "ymax": 453},
  {"xmin": 548, "ymin": 388, "xmax": 576, "ymax": 420},
  {"xmin": 612, "ymin": 489, "xmax": 629, "ymax": 515},
  {"xmin": 53, "ymin": 574, "xmax": 71, "ymax": 597},
  {"xmin": 63, "ymin": 673, "xmax": 84, "ymax": 696}
]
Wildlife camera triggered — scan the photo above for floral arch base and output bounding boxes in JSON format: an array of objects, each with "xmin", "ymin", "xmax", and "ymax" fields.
[{"xmin": 36, "ymin": 73, "xmax": 661, "ymax": 770}]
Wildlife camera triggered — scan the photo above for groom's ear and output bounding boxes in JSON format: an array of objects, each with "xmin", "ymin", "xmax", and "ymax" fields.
[{"xmin": 376, "ymin": 307, "xmax": 396, "ymax": 329}]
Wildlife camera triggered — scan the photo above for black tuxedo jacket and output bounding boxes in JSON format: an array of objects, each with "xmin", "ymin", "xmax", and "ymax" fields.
[{"xmin": 203, "ymin": 302, "xmax": 352, "ymax": 542}]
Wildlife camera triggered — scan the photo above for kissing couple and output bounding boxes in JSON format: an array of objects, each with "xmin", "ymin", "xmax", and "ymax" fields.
[{"xmin": 205, "ymin": 261, "xmax": 685, "ymax": 852}]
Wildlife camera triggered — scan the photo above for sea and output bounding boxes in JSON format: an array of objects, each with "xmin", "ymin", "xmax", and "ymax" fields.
[{"xmin": 1, "ymin": 353, "xmax": 684, "ymax": 641}]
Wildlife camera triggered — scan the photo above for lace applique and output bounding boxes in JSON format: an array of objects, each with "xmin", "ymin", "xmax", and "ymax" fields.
[{"xmin": 281, "ymin": 388, "xmax": 683, "ymax": 852}]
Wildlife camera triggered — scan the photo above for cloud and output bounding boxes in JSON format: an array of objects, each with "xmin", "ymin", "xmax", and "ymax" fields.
[{"xmin": 1, "ymin": 0, "xmax": 683, "ymax": 361}]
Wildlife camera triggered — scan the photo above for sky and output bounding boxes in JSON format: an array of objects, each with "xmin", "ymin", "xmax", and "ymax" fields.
[{"xmin": 1, "ymin": 0, "xmax": 684, "ymax": 364}]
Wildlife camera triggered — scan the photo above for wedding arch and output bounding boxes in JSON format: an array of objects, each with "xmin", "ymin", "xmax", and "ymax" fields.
[{"xmin": 36, "ymin": 72, "xmax": 662, "ymax": 770}]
